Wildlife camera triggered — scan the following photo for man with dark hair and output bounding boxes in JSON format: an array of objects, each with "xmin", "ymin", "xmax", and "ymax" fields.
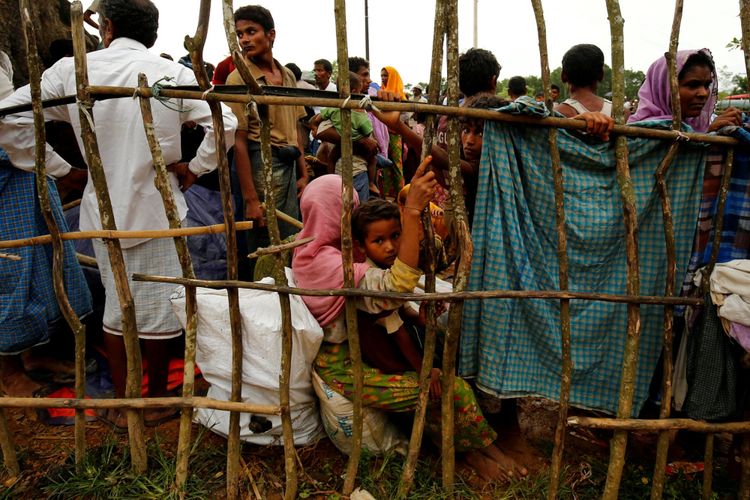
[
  {"xmin": 507, "ymin": 76, "xmax": 527, "ymax": 100},
  {"xmin": 0, "ymin": 0, "xmax": 237, "ymax": 427},
  {"xmin": 557, "ymin": 44, "xmax": 613, "ymax": 118},
  {"xmin": 313, "ymin": 58, "xmax": 336, "ymax": 91},
  {"xmin": 551, "ymin": 83, "xmax": 560, "ymax": 102},
  {"xmin": 348, "ymin": 56, "xmax": 372, "ymax": 93},
  {"xmin": 458, "ymin": 48, "xmax": 500, "ymax": 97},
  {"xmin": 226, "ymin": 4, "xmax": 308, "ymax": 276}
]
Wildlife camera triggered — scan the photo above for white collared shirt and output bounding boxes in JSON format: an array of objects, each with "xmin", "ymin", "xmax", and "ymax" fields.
[{"xmin": 0, "ymin": 37, "xmax": 237, "ymax": 247}]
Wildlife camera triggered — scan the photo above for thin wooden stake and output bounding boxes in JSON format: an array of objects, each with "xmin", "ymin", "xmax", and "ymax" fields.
[
  {"xmin": 702, "ymin": 433, "xmax": 714, "ymax": 499},
  {"xmin": 528, "ymin": 2, "xmax": 572, "ymax": 498},
  {"xmin": 0, "ymin": 407, "xmax": 18, "ymax": 476},
  {"xmin": 21, "ymin": 0, "xmax": 88, "ymax": 467},
  {"xmin": 70, "ymin": 0, "xmax": 146, "ymax": 472},
  {"xmin": 651, "ymin": 5, "xmax": 684, "ymax": 498},
  {"xmin": 135, "ymin": 72, "xmax": 199, "ymax": 496},
  {"xmin": 603, "ymin": 1, "xmax": 642, "ymax": 498},
  {"xmin": 397, "ymin": 0, "xmax": 445, "ymax": 496},
  {"xmin": 568, "ymin": 416, "xmax": 750, "ymax": 433}
]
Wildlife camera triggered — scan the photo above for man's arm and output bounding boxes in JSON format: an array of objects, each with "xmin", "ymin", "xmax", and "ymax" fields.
[
  {"xmin": 234, "ymin": 129, "xmax": 265, "ymax": 224},
  {"xmin": 295, "ymin": 129, "xmax": 308, "ymax": 198}
]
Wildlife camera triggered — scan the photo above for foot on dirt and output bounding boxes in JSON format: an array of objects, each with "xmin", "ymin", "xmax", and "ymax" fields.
[
  {"xmin": 0, "ymin": 372, "xmax": 42, "ymax": 397},
  {"xmin": 480, "ymin": 442, "xmax": 528, "ymax": 478},
  {"xmin": 144, "ymin": 407, "xmax": 179, "ymax": 427},
  {"xmin": 464, "ymin": 450, "xmax": 507, "ymax": 481}
]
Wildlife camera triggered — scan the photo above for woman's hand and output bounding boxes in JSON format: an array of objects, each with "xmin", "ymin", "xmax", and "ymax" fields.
[
  {"xmin": 404, "ymin": 156, "xmax": 437, "ymax": 212},
  {"xmin": 708, "ymin": 107, "xmax": 743, "ymax": 132},
  {"xmin": 574, "ymin": 111, "xmax": 615, "ymax": 141}
]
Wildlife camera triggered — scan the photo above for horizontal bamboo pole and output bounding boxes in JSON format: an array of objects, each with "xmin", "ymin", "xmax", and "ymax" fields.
[
  {"xmin": 0, "ymin": 252, "xmax": 21, "ymax": 261},
  {"xmin": 0, "ymin": 220, "xmax": 254, "ymax": 249},
  {"xmin": 62, "ymin": 198, "xmax": 82, "ymax": 211},
  {"xmin": 76, "ymin": 252, "xmax": 97, "ymax": 267},
  {"xmin": 0, "ymin": 396, "xmax": 280, "ymax": 414},
  {"xmin": 568, "ymin": 417, "xmax": 750, "ymax": 433},
  {"xmin": 0, "ymin": 85, "xmax": 738, "ymax": 147},
  {"xmin": 247, "ymin": 236, "xmax": 314, "ymax": 259},
  {"xmin": 132, "ymin": 273, "xmax": 703, "ymax": 305}
]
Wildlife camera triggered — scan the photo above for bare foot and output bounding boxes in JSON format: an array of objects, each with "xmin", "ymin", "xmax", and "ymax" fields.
[
  {"xmin": 369, "ymin": 182, "xmax": 381, "ymax": 196},
  {"xmin": 464, "ymin": 450, "xmax": 507, "ymax": 481},
  {"xmin": 480, "ymin": 442, "xmax": 528, "ymax": 478},
  {"xmin": 1, "ymin": 371, "xmax": 42, "ymax": 397}
]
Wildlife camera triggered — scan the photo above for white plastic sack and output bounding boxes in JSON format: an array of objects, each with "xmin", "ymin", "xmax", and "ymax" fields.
[
  {"xmin": 170, "ymin": 268, "xmax": 324, "ymax": 445},
  {"xmin": 312, "ymin": 372, "xmax": 406, "ymax": 456}
]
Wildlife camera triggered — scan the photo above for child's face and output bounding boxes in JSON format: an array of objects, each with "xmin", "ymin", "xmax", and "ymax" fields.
[
  {"xmin": 361, "ymin": 218, "xmax": 401, "ymax": 268},
  {"xmin": 461, "ymin": 121, "xmax": 484, "ymax": 163}
]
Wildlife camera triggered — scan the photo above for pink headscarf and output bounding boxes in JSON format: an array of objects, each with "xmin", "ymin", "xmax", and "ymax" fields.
[
  {"xmin": 292, "ymin": 175, "xmax": 370, "ymax": 327},
  {"xmin": 628, "ymin": 49, "xmax": 717, "ymax": 133}
]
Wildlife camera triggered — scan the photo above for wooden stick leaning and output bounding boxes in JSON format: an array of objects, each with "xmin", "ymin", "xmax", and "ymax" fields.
[
  {"xmin": 0, "ymin": 252, "xmax": 21, "ymax": 261},
  {"xmin": 703, "ymin": 433, "xmax": 715, "ymax": 500},
  {"xmin": 136, "ymin": 72, "xmax": 199, "ymax": 494},
  {"xmin": 332, "ymin": 1, "xmax": 362, "ymax": 495},
  {"xmin": 0, "ymin": 407, "xmax": 18, "ymax": 476},
  {"xmin": 397, "ymin": 0, "xmax": 445, "ymax": 496},
  {"xmin": 651, "ymin": 3, "xmax": 684, "ymax": 498},
  {"xmin": 22, "ymin": 0, "xmax": 88, "ymax": 467},
  {"xmin": 603, "ymin": 2, "xmax": 641, "ymax": 498},
  {"xmin": 440, "ymin": 0, "xmax": 470, "ymax": 491},
  {"xmin": 247, "ymin": 236, "xmax": 314, "ymax": 260},
  {"xmin": 0, "ymin": 396, "xmax": 279, "ymax": 414},
  {"xmin": 217, "ymin": 2, "xmax": 257, "ymax": 497},
  {"xmin": 0, "ymin": 221, "xmax": 254, "ymax": 249},
  {"xmin": 70, "ymin": 0, "xmax": 147, "ymax": 472},
  {"xmin": 528, "ymin": 1, "xmax": 572, "ymax": 498}
]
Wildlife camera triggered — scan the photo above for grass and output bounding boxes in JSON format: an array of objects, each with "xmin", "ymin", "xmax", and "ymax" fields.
[{"xmin": 27, "ymin": 429, "xmax": 740, "ymax": 499}]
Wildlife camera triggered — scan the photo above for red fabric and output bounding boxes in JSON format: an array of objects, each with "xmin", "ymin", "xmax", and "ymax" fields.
[
  {"xmin": 140, "ymin": 358, "xmax": 200, "ymax": 396},
  {"xmin": 45, "ymin": 387, "xmax": 98, "ymax": 418},
  {"xmin": 212, "ymin": 55, "xmax": 235, "ymax": 85}
]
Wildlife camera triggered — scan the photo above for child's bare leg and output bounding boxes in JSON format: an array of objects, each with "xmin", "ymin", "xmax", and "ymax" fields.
[
  {"xmin": 142, "ymin": 338, "xmax": 177, "ymax": 425},
  {"xmin": 367, "ymin": 154, "xmax": 380, "ymax": 195}
]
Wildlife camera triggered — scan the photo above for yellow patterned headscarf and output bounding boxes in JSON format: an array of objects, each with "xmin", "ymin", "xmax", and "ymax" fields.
[{"xmin": 381, "ymin": 66, "xmax": 405, "ymax": 100}]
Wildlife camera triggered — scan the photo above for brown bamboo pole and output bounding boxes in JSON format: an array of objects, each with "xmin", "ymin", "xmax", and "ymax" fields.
[
  {"xmin": 331, "ymin": 1, "xmax": 362, "ymax": 495},
  {"xmin": 441, "ymin": 0, "xmax": 468, "ymax": 491},
  {"xmin": 21, "ymin": 0, "xmax": 88, "ymax": 466},
  {"xmin": 568, "ymin": 416, "xmax": 750, "ymax": 432},
  {"xmin": 603, "ymin": 2, "xmax": 642, "ymax": 498},
  {"xmin": 0, "ymin": 252, "xmax": 20, "ymax": 261},
  {"xmin": 62, "ymin": 198, "xmax": 82, "ymax": 211},
  {"xmin": 740, "ymin": 428, "xmax": 750, "ymax": 500},
  {"xmin": 397, "ymin": 0, "xmax": 445, "ymax": 497},
  {"xmin": 136, "ymin": 72, "xmax": 199, "ymax": 494},
  {"xmin": 260, "ymin": 204, "xmax": 304, "ymax": 230},
  {"xmin": 0, "ymin": 221, "xmax": 254, "ymax": 249},
  {"xmin": 132, "ymin": 273, "xmax": 705, "ymax": 306},
  {"xmin": 7, "ymin": 84, "xmax": 741, "ymax": 146},
  {"xmin": 704, "ymin": 149, "xmax": 735, "ymax": 289},
  {"xmin": 651, "ymin": 3, "xmax": 684, "ymax": 498},
  {"xmin": 529, "ymin": 2, "xmax": 572, "ymax": 498},
  {"xmin": 70, "ymin": 0, "xmax": 147, "ymax": 472},
  {"xmin": 702, "ymin": 433, "xmax": 714, "ymax": 499},
  {"xmin": 188, "ymin": 4, "xmax": 244, "ymax": 497},
  {"xmin": 0, "ymin": 396, "xmax": 279, "ymax": 413},
  {"xmin": 0, "ymin": 408, "xmax": 18, "ymax": 476}
]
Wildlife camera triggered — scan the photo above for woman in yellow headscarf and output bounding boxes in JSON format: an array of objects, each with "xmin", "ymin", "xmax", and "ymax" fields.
[{"xmin": 380, "ymin": 66, "xmax": 406, "ymax": 199}]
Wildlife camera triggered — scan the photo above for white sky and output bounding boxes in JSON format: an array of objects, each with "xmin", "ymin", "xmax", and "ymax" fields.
[{"xmin": 88, "ymin": 0, "xmax": 747, "ymax": 90}]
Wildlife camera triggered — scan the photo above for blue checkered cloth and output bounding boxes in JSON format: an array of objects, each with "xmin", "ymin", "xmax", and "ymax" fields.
[
  {"xmin": 0, "ymin": 157, "xmax": 92, "ymax": 354},
  {"xmin": 459, "ymin": 118, "xmax": 707, "ymax": 416}
]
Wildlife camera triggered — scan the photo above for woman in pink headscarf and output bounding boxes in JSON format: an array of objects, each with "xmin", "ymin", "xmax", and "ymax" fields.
[
  {"xmin": 628, "ymin": 49, "xmax": 742, "ymax": 132},
  {"xmin": 293, "ymin": 160, "xmax": 527, "ymax": 480}
]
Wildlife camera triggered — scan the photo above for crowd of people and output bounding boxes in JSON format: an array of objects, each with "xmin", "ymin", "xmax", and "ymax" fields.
[{"xmin": 0, "ymin": 0, "xmax": 747, "ymax": 482}]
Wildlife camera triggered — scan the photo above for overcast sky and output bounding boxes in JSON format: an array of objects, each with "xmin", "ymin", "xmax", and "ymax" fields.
[{"xmin": 89, "ymin": 0, "xmax": 747, "ymax": 91}]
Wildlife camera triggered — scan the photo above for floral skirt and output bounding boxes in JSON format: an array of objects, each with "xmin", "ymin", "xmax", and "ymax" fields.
[{"xmin": 314, "ymin": 341, "xmax": 496, "ymax": 452}]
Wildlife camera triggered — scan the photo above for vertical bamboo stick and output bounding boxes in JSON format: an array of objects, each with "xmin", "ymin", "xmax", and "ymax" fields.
[
  {"xmin": 740, "ymin": 426, "xmax": 750, "ymax": 500},
  {"xmin": 0, "ymin": 408, "xmax": 18, "ymax": 476},
  {"xmin": 135, "ymin": 73, "xmax": 198, "ymax": 494},
  {"xmin": 603, "ymin": 1, "xmax": 642, "ymax": 498},
  {"xmin": 529, "ymin": 2, "xmax": 572, "ymax": 498},
  {"xmin": 70, "ymin": 0, "xmax": 147, "ymax": 472},
  {"xmin": 651, "ymin": 3, "xmax": 683, "ymax": 498},
  {"xmin": 705, "ymin": 149, "xmax": 734, "ymax": 287},
  {"xmin": 441, "ymin": 0, "xmax": 470, "ymax": 491},
  {"xmin": 702, "ymin": 433, "xmax": 714, "ymax": 500},
  {"xmin": 397, "ymin": 0, "xmax": 445, "ymax": 496},
  {"xmin": 331, "ymin": 0, "xmax": 363, "ymax": 495},
  {"xmin": 186, "ymin": 2, "xmax": 243, "ymax": 497},
  {"xmin": 20, "ymin": 0, "xmax": 88, "ymax": 466}
]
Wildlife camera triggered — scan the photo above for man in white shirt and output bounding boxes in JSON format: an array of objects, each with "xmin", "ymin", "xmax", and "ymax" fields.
[{"xmin": 0, "ymin": 0, "xmax": 236, "ymax": 429}]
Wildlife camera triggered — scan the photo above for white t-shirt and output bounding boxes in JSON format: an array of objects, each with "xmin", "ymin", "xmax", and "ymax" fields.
[{"xmin": 0, "ymin": 51, "xmax": 13, "ymax": 100}]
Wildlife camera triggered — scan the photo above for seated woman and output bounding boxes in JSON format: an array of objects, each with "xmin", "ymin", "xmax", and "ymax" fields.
[
  {"xmin": 292, "ymin": 167, "xmax": 527, "ymax": 480},
  {"xmin": 557, "ymin": 44, "xmax": 619, "ymax": 118},
  {"xmin": 628, "ymin": 48, "xmax": 742, "ymax": 132}
]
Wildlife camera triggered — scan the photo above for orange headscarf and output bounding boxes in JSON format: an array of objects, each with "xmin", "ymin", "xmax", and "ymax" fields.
[{"xmin": 381, "ymin": 66, "xmax": 406, "ymax": 100}]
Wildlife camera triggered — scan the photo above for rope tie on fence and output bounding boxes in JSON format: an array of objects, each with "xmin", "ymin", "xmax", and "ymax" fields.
[
  {"xmin": 201, "ymin": 84, "xmax": 215, "ymax": 100},
  {"xmin": 245, "ymin": 96, "xmax": 259, "ymax": 121},
  {"xmin": 76, "ymin": 99, "xmax": 95, "ymax": 130},
  {"xmin": 675, "ymin": 130, "xmax": 690, "ymax": 142},
  {"xmin": 149, "ymin": 76, "xmax": 194, "ymax": 112}
]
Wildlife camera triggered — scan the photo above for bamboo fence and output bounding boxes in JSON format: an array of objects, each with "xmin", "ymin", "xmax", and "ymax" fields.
[{"xmin": 0, "ymin": 0, "xmax": 747, "ymax": 498}]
